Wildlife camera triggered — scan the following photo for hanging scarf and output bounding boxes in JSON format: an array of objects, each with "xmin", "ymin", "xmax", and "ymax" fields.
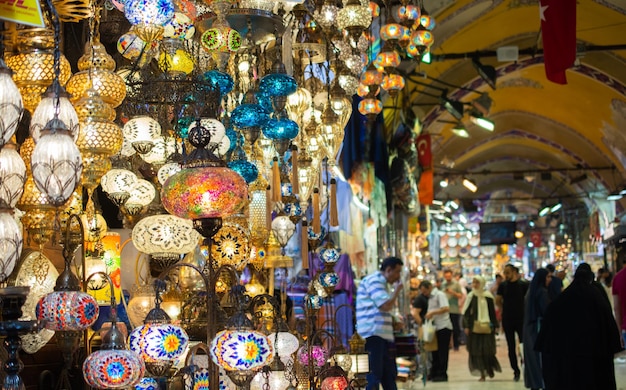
[{"xmin": 462, "ymin": 275, "xmax": 494, "ymax": 323}]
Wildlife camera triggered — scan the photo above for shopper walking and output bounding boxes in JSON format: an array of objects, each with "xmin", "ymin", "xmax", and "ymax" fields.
[
  {"xmin": 537, "ymin": 263, "xmax": 622, "ymax": 390},
  {"xmin": 419, "ymin": 279, "xmax": 453, "ymax": 382},
  {"xmin": 496, "ymin": 264, "xmax": 529, "ymax": 381},
  {"xmin": 523, "ymin": 268, "xmax": 551, "ymax": 390},
  {"xmin": 356, "ymin": 256, "xmax": 404, "ymax": 390},
  {"xmin": 442, "ymin": 269, "xmax": 463, "ymax": 350},
  {"xmin": 462, "ymin": 275, "xmax": 501, "ymax": 381}
]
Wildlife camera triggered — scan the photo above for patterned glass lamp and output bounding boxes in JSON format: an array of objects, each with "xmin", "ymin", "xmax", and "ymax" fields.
[
  {"xmin": 132, "ymin": 214, "xmax": 201, "ymax": 276},
  {"xmin": 83, "ymin": 273, "xmax": 145, "ymax": 389},
  {"xmin": 37, "ymin": 215, "xmax": 100, "ymax": 378},
  {"xmin": 124, "ymin": 0, "xmax": 175, "ymax": 43},
  {"xmin": 30, "ymin": 84, "xmax": 79, "ymax": 143},
  {"xmin": 161, "ymin": 117, "xmax": 248, "ymax": 242},
  {"xmin": 210, "ymin": 285, "xmax": 274, "ymax": 387},
  {"xmin": 0, "ymin": 143, "xmax": 27, "ymax": 209},
  {"xmin": 0, "ymin": 59, "xmax": 23, "ymax": 148},
  {"xmin": 129, "ymin": 280, "xmax": 190, "ymax": 377}
]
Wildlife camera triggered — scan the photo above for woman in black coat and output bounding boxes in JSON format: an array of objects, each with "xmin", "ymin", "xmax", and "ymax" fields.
[{"xmin": 536, "ymin": 263, "xmax": 622, "ymax": 390}]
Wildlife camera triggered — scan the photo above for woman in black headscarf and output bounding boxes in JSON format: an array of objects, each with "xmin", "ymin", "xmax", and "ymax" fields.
[
  {"xmin": 536, "ymin": 263, "xmax": 623, "ymax": 390},
  {"xmin": 523, "ymin": 268, "xmax": 551, "ymax": 390}
]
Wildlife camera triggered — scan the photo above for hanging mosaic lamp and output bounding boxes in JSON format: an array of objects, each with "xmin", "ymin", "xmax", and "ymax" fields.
[
  {"xmin": 0, "ymin": 59, "xmax": 23, "ymax": 148},
  {"xmin": 336, "ymin": 0, "xmax": 372, "ymax": 44},
  {"xmin": 259, "ymin": 61, "xmax": 298, "ymax": 112},
  {"xmin": 0, "ymin": 210, "xmax": 23, "ymax": 281},
  {"xmin": 381, "ymin": 73, "xmax": 406, "ymax": 96},
  {"xmin": 199, "ymin": 17, "xmax": 241, "ymax": 71},
  {"xmin": 30, "ymin": 83, "xmax": 79, "ymax": 143},
  {"xmin": 124, "ymin": 0, "xmax": 175, "ymax": 43},
  {"xmin": 198, "ymin": 69, "xmax": 235, "ymax": 99},
  {"xmin": 358, "ymin": 98, "xmax": 383, "ymax": 118}
]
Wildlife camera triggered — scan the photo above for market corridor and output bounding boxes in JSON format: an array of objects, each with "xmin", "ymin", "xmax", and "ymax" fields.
[{"xmin": 396, "ymin": 335, "xmax": 626, "ymax": 390}]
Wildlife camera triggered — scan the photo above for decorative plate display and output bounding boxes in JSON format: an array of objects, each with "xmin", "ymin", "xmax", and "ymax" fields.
[
  {"xmin": 210, "ymin": 330, "xmax": 274, "ymax": 371},
  {"xmin": 447, "ymin": 236, "xmax": 458, "ymax": 248},
  {"xmin": 440, "ymin": 234, "xmax": 448, "ymax": 248},
  {"xmin": 83, "ymin": 349, "xmax": 145, "ymax": 389},
  {"xmin": 470, "ymin": 247, "xmax": 481, "ymax": 258},
  {"xmin": 446, "ymin": 247, "xmax": 458, "ymax": 258},
  {"xmin": 129, "ymin": 323, "xmax": 189, "ymax": 362},
  {"xmin": 469, "ymin": 236, "xmax": 480, "ymax": 246},
  {"xmin": 458, "ymin": 236, "xmax": 469, "ymax": 247},
  {"xmin": 481, "ymin": 246, "xmax": 497, "ymax": 256},
  {"xmin": 14, "ymin": 250, "xmax": 58, "ymax": 354},
  {"xmin": 459, "ymin": 247, "xmax": 469, "ymax": 258}
]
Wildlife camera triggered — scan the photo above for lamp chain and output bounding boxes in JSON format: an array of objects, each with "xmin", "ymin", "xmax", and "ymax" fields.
[{"xmin": 45, "ymin": 0, "xmax": 62, "ymax": 119}]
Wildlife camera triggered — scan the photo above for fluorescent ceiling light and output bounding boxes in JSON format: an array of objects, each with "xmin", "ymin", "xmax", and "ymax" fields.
[
  {"xmin": 452, "ymin": 127, "xmax": 470, "ymax": 138},
  {"xmin": 432, "ymin": 199, "xmax": 443, "ymax": 206},
  {"xmin": 607, "ymin": 192, "xmax": 623, "ymax": 201},
  {"xmin": 448, "ymin": 200, "xmax": 459, "ymax": 210},
  {"xmin": 462, "ymin": 178, "xmax": 477, "ymax": 192},
  {"xmin": 459, "ymin": 214, "xmax": 467, "ymax": 224},
  {"xmin": 539, "ymin": 205, "xmax": 551, "ymax": 217},
  {"xmin": 550, "ymin": 202, "xmax": 562, "ymax": 213},
  {"xmin": 422, "ymin": 51, "xmax": 432, "ymax": 64},
  {"xmin": 469, "ymin": 115, "xmax": 495, "ymax": 131},
  {"xmin": 439, "ymin": 178, "xmax": 449, "ymax": 187},
  {"xmin": 472, "ymin": 58, "xmax": 497, "ymax": 90}
]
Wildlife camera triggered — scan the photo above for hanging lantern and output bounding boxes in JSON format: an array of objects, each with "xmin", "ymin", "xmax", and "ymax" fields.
[
  {"xmin": 30, "ymin": 85, "xmax": 80, "ymax": 143},
  {"xmin": 336, "ymin": 0, "xmax": 372, "ymax": 44},
  {"xmin": 0, "ymin": 59, "xmax": 23, "ymax": 148},
  {"xmin": 0, "ymin": 210, "xmax": 22, "ymax": 281},
  {"xmin": 132, "ymin": 214, "xmax": 201, "ymax": 273},
  {"xmin": 381, "ymin": 73, "xmax": 406, "ymax": 96},
  {"xmin": 0, "ymin": 144, "xmax": 26, "ymax": 209},
  {"xmin": 271, "ymin": 213, "xmax": 296, "ymax": 251},
  {"xmin": 200, "ymin": 19, "xmax": 241, "ymax": 70},
  {"xmin": 124, "ymin": 0, "xmax": 176, "ymax": 43},
  {"xmin": 158, "ymin": 38, "xmax": 195, "ymax": 77},
  {"xmin": 259, "ymin": 61, "xmax": 298, "ymax": 112},
  {"xmin": 65, "ymin": 39, "xmax": 127, "ymax": 108},
  {"xmin": 358, "ymin": 99, "xmax": 383, "ymax": 117},
  {"xmin": 210, "ymin": 217, "xmax": 251, "ymax": 270},
  {"xmin": 379, "ymin": 23, "xmax": 406, "ymax": 42},
  {"xmin": 101, "ymin": 168, "xmax": 138, "ymax": 206},
  {"xmin": 123, "ymin": 179, "xmax": 156, "ymax": 215},
  {"xmin": 198, "ymin": 70, "xmax": 235, "ymax": 98},
  {"xmin": 122, "ymin": 116, "xmax": 162, "ymax": 155},
  {"xmin": 30, "ymin": 118, "xmax": 83, "ymax": 207}
]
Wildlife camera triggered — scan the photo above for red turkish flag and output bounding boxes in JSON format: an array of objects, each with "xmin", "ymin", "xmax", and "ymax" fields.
[
  {"xmin": 416, "ymin": 134, "xmax": 432, "ymax": 169},
  {"xmin": 540, "ymin": 0, "xmax": 577, "ymax": 84}
]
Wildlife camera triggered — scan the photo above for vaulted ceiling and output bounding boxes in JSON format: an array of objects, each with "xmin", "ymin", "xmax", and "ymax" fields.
[{"xmin": 388, "ymin": 0, "xmax": 626, "ymax": 225}]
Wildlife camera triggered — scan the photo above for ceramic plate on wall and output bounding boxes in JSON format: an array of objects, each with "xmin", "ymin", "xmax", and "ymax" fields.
[
  {"xmin": 447, "ymin": 236, "xmax": 458, "ymax": 247},
  {"xmin": 481, "ymin": 245, "xmax": 497, "ymax": 256},
  {"xmin": 458, "ymin": 236, "xmax": 469, "ymax": 247},
  {"xmin": 447, "ymin": 247, "xmax": 458, "ymax": 257},
  {"xmin": 459, "ymin": 247, "xmax": 469, "ymax": 258},
  {"xmin": 470, "ymin": 247, "xmax": 480, "ymax": 258},
  {"xmin": 469, "ymin": 236, "xmax": 480, "ymax": 246},
  {"xmin": 440, "ymin": 234, "xmax": 449, "ymax": 248}
]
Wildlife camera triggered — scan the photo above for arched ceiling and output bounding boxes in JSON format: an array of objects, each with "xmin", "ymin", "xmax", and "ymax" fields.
[{"xmin": 386, "ymin": 0, "xmax": 626, "ymax": 224}]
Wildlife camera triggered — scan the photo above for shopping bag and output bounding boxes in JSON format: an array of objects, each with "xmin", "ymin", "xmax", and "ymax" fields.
[{"xmin": 422, "ymin": 320, "xmax": 435, "ymax": 343}]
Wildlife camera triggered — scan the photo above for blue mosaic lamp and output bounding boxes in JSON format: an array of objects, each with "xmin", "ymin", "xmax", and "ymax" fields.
[
  {"xmin": 227, "ymin": 159, "xmax": 258, "ymax": 184},
  {"xmin": 124, "ymin": 0, "xmax": 175, "ymax": 42},
  {"xmin": 224, "ymin": 126, "xmax": 238, "ymax": 154},
  {"xmin": 255, "ymin": 90, "xmax": 274, "ymax": 113},
  {"xmin": 258, "ymin": 61, "xmax": 297, "ymax": 112},
  {"xmin": 198, "ymin": 70, "xmax": 234, "ymax": 99},
  {"xmin": 262, "ymin": 117, "xmax": 299, "ymax": 140},
  {"xmin": 231, "ymin": 104, "xmax": 270, "ymax": 129}
]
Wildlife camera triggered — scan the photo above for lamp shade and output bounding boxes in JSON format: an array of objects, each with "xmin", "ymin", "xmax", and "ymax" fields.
[
  {"xmin": 0, "ymin": 210, "xmax": 22, "ymax": 282},
  {"xmin": 132, "ymin": 214, "xmax": 200, "ymax": 257},
  {"xmin": 357, "ymin": 99, "xmax": 383, "ymax": 116},
  {"xmin": 259, "ymin": 73, "xmax": 297, "ymax": 97},
  {"xmin": 262, "ymin": 118, "xmax": 299, "ymax": 141},
  {"xmin": 268, "ymin": 331, "xmax": 299, "ymax": 361},
  {"xmin": 231, "ymin": 104, "xmax": 270, "ymax": 128},
  {"xmin": 83, "ymin": 349, "xmax": 145, "ymax": 389},
  {"xmin": 135, "ymin": 377, "xmax": 159, "ymax": 390},
  {"xmin": 380, "ymin": 23, "xmax": 406, "ymax": 41},
  {"xmin": 37, "ymin": 290, "xmax": 99, "ymax": 330},
  {"xmin": 210, "ymin": 329, "xmax": 274, "ymax": 371},
  {"xmin": 124, "ymin": 0, "xmax": 175, "ymax": 42},
  {"xmin": 270, "ymin": 214, "xmax": 296, "ymax": 248},
  {"xmin": 227, "ymin": 159, "xmax": 258, "ymax": 184},
  {"xmin": 122, "ymin": 116, "xmax": 162, "ymax": 154},
  {"xmin": 0, "ymin": 59, "xmax": 23, "ymax": 147},
  {"xmin": 161, "ymin": 167, "xmax": 248, "ymax": 220},
  {"xmin": 211, "ymin": 218, "xmax": 251, "ymax": 269},
  {"xmin": 198, "ymin": 70, "xmax": 235, "ymax": 97},
  {"xmin": 124, "ymin": 179, "xmax": 156, "ymax": 213},
  {"xmin": 0, "ymin": 144, "xmax": 26, "ymax": 208},
  {"xmin": 31, "ymin": 120, "xmax": 83, "ymax": 207},
  {"xmin": 101, "ymin": 168, "xmax": 138, "ymax": 205},
  {"xmin": 30, "ymin": 86, "xmax": 79, "ymax": 143},
  {"xmin": 186, "ymin": 118, "xmax": 226, "ymax": 145},
  {"xmin": 129, "ymin": 323, "xmax": 189, "ymax": 362},
  {"xmin": 297, "ymin": 345, "xmax": 328, "ymax": 368},
  {"xmin": 319, "ymin": 243, "xmax": 340, "ymax": 265}
]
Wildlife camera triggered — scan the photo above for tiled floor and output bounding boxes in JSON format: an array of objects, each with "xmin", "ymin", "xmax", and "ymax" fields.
[{"xmin": 395, "ymin": 335, "xmax": 626, "ymax": 390}]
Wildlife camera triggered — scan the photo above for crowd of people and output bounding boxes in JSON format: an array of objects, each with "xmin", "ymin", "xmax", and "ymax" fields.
[{"xmin": 356, "ymin": 257, "xmax": 624, "ymax": 390}]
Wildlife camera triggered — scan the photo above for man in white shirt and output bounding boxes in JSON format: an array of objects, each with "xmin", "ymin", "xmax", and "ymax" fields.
[{"xmin": 419, "ymin": 280, "xmax": 453, "ymax": 382}]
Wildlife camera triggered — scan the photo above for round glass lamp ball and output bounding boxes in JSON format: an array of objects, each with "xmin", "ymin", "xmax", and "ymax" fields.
[
  {"xmin": 319, "ymin": 271, "xmax": 339, "ymax": 291},
  {"xmin": 268, "ymin": 331, "xmax": 299, "ymax": 360},
  {"xmin": 30, "ymin": 91, "xmax": 79, "ymax": 143},
  {"xmin": 306, "ymin": 293, "xmax": 323, "ymax": 311},
  {"xmin": 200, "ymin": 27, "xmax": 241, "ymax": 54},
  {"xmin": 231, "ymin": 104, "xmax": 270, "ymax": 128},
  {"xmin": 0, "ymin": 146, "xmax": 26, "ymax": 208},
  {"xmin": 124, "ymin": 0, "xmax": 175, "ymax": 27},
  {"xmin": 262, "ymin": 118, "xmax": 299, "ymax": 141},
  {"xmin": 210, "ymin": 329, "xmax": 274, "ymax": 371},
  {"xmin": 186, "ymin": 118, "xmax": 226, "ymax": 144},
  {"xmin": 0, "ymin": 60, "xmax": 23, "ymax": 147},
  {"xmin": 259, "ymin": 73, "xmax": 297, "ymax": 97},
  {"xmin": 198, "ymin": 70, "xmax": 234, "ymax": 96},
  {"xmin": 123, "ymin": 116, "xmax": 162, "ymax": 152},
  {"xmin": 321, "ymin": 376, "xmax": 348, "ymax": 390},
  {"xmin": 132, "ymin": 214, "xmax": 200, "ymax": 257},
  {"xmin": 0, "ymin": 211, "xmax": 22, "ymax": 281},
  {"xmin": 227, "ymin": 160, "xmax": 258, "ymax": 184},
  {"xmin": 161, "ymin": 167, "xmax": 248, "ymax": 220},
  {"xmin": 358, "ymin": 99, "xmax": 383, "ymax": 116},
  {"xmin": 129, "ymin": 323, "xmax": 189, "ymax": 362},
  {"xmin": 37, "ymin": 291, "xmax": 99, "ymax": 330},
  {"xmin": 297, "ymin": 345, "xmax": 327, "ymax": 368},
  {"xmin": 319, "ymin": 244, "xmax": 340, "ymax": 264},
  {"xmin": 185, "ymin": 367, "xmax": 209, "ymax": 390},
  {"xmin": 83, "ymin": 349, "xmax": 145, "ymax": 389},
  {"xmin": 411, "ymin": 27, "xmax": 434, "ymax": 48}
]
